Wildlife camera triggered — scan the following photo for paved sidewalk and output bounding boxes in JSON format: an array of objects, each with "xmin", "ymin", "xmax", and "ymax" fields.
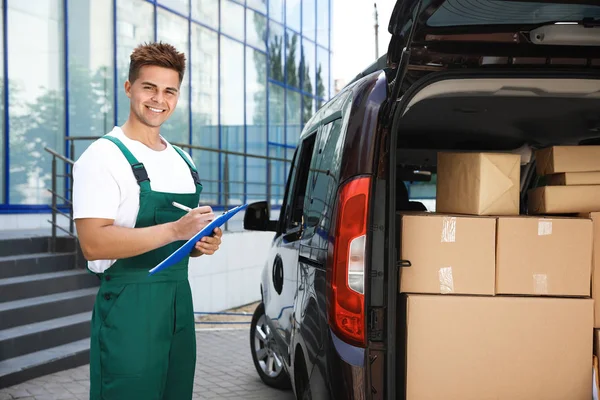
[{"xmin": 0, "ymin": 329, "xmax": 295, "ymax": 400}]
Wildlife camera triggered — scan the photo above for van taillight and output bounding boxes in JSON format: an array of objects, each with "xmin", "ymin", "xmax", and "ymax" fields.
[{"xmin": 328, "ymin": 176, "xmax": 370, "ymax": 348}]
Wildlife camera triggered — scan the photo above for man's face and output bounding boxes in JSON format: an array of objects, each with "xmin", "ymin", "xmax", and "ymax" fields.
[{"xmin": 125, "ymin": 65, "xmax": 180, "ymax": 128}]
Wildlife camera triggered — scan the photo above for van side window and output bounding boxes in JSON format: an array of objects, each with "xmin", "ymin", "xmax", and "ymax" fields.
[
  {"xmin": 303, "ymin": 118, "xmax": 343, "ymax": 247},
  {"xmin": 283, "ymin": 133, "xmax": 317, "ymax": 231}
]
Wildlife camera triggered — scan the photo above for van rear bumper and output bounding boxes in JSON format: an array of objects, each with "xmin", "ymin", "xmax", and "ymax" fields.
[{"xmin": 308, "ymin": 330, "xmax": 367, "ymax": 399}]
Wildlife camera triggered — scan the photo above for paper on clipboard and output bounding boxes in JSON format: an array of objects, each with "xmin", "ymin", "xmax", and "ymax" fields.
[{"xmin": 148, "ymin": 203, "xmax": 249, "ymax": 276}]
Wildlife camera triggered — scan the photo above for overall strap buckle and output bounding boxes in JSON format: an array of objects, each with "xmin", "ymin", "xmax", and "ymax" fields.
[
  {"xmin": 190, "ymin": 170, "xmax": 201, "ymax": 186},
  {"xmin": 131, "ymin": 163, "xmax": 150, "ymax": 183}
]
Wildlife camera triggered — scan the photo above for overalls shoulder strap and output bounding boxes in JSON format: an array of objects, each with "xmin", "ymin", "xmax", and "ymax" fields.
[
  {"xmin": 100, "ymin": 135, "xmax": 152, "ymax": 192},
  {"xmin": 172, "ymin": 145, "xmax": 202, "ymax": 187}
]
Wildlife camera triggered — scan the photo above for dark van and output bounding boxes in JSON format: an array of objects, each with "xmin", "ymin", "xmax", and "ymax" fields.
[{"xmin": 242, "ymin": 1, "xmax": 600, "ymax": 398}]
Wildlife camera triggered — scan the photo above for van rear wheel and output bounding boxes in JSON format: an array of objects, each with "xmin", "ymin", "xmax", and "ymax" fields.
[{"xmin": 250, "ymin": 302, "xmax": 292, "ymax": 389}]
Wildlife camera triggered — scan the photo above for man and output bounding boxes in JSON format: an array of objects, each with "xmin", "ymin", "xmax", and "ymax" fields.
[{"xmin": 73, "ymin": 42, "xmax": 222, "ymax": 400}]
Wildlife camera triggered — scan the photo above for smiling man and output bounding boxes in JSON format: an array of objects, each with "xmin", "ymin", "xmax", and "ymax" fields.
[{"xmin": 72, "ymin": 42, "xmax": 222, "ymax": 400}]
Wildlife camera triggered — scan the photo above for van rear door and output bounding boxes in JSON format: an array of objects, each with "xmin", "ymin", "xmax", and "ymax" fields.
[{"xmin": 386, "ymin": 0, "xmax": 600, "ymax": 101}]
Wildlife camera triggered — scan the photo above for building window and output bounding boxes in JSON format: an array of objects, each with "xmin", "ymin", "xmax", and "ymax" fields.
[
  {"xmin": 0, "ymin": 0, "xmax": 333, "ymax": 209},
  {"xmin": 269, "ymin": 0, "xmax": 284, "ymax": 23},
  {"xmin": 68, "ymin": 0, "xmax": 115, "ymax": 160},
  {"xmin": 158, "ymin": 0, "xmax": 190, "ymax": 16},
  {"xmin": 157, "ymin": 8, "xmax": 190, "ymax": 144},
  {"xmin": 268, "ymin": 21, "xmax": 285, "ymax": 83},
  {"xmin": 285, "ymin": 30, "xmax": 301, "ymax": 90},
  {"xmin": 221, "ymin": 0, "xmax": 244, "ymax": 41},
  {"xmin": 316, "ymin": 45, "xmax": 330, "ymax": 107},
  {"xmin": 0, "ymin": 0, "xmax": 4, "ymax": 203},
  {"xmin": 247, "ymin": 8, "xmax": 267, "ymax": 51},
  {"xmin": 191, "ymin": 24, "xmax": 218, "ymax": 204},
  {"xmin": 316, "ymin": 0, "xmax": 329, "ymax": 46},
  {"xmin": 192, "ymin": 0, "xmax": 218, "ymax": 28},
  {"xmin": 8, "ymin": 0, "xmax": 65, "ymax": 205},
  {"xmin": 220, "ymin": 37, "xmax": 245, "ymax": 205},
  {"xmin": 286, "ymin": 0, "xmax": 301, "ymax": 33},
  {"xmin": 303, "ymin": 0, "xmax": 315, "ymax": 41},
  {"xmin": 116, "ymin": 0, "xmax": 154, "ymax": 125}
]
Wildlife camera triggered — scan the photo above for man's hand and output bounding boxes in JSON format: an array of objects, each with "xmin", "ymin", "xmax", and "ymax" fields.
[
  {"xmin": 191, "ymin": 227, "xmax": 223, "ymax": 257},
  {"xmin": 172, "ymin": 206, "xmax": 215, "ymax": 240}
]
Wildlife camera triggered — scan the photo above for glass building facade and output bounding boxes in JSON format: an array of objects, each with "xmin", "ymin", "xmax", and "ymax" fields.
[{"xmin": 0, "ymin": 0, "xmax": 332, "ymax": 212}]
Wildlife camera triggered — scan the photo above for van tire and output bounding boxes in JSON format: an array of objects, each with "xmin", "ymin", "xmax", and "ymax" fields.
[
  {"xmin": 294, "ymin": 349, "xmax": 312, "ymax": 400},
  {"xmin": 250, "ymin": 302, "xmax": 292, "ymax": 390}
]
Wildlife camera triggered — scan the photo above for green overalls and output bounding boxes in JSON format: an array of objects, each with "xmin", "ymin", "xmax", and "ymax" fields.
[{"xmin": 89, "ymin": 135, "xmax": 202, "ymax": 400}]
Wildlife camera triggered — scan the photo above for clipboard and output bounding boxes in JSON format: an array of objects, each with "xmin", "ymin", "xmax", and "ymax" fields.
[{"xmin": 148, "ymin": 203, "xmax": 249, "ymax": 276}]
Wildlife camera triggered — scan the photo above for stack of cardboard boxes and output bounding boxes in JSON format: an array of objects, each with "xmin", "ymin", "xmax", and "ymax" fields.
[{"xmin": 398, "ymin": 149, "xmax": 600, "ymax": 400}]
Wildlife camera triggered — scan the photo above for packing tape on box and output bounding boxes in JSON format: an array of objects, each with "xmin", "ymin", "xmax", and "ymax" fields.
[
  {"xmin": 439, "ymin": 266, "xmax": 455, "ymax": 294},
  {"xmin": 533, "ymin": 273, "xmax": 549, "ymax": 295},
  {"xmin": 538, "ymin": 220, "xmax": 553, "ymax": 236},
  {"xmin": 441, "ymin": 217, "xmax": 456, "ymax": 243}
]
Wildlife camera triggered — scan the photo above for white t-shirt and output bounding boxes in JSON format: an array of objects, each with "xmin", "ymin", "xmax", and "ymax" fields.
[{"xmin": 73, "ymin": 126, "xmax": 197, "ymax": 273}]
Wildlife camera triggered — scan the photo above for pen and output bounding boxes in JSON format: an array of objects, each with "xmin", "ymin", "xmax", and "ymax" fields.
[{"xmin": 172, "ymin": 201, "xmax": 192, "ymax": 212}]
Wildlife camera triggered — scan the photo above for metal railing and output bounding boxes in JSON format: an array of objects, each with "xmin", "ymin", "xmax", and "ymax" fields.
[{"xmin": 44, "ymin": 135, "xmax": 293, "ymax": 254}]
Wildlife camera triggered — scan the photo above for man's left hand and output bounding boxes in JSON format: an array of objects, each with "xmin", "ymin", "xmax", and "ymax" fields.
[{"xmin": 191, "ymin": 228, "xmax": 223, "ymax": 257}]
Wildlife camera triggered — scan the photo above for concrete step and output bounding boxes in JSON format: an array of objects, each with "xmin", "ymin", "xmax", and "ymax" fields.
[
  {"xmin": 0, "ymin": 270, "xmax": 99, "ymax": 303},
  {"xmin": 0, "ymin": 237, "xmax": 49, "ymax": 258},
  {"xmin": 0, "ymin": 338, "xmax": 89, "ymax": 388},
  {"xmin": 0, "ymin": 288, "xmax": 98, "ymax": 330},
  {"xmin": 0, "ymin": 252, "xmax": 76, "ymax": 279},
  {"xmin": 0, "ymin": 235, "xmax": 77, "ymax": 258},
  {"xmin": 0, "ymin": 312, "xmax": 92, "ymax": 361}
]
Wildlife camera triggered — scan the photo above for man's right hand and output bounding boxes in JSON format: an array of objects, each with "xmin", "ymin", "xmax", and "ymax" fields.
[{"xmin": 172, "ymin": 206, "xmax": 215, "ymax": 240}]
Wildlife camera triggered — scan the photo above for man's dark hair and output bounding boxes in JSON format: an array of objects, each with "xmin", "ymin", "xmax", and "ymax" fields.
[{"xmin": 128, "ymin": 42, "xmax": 186, "ymax": 84}]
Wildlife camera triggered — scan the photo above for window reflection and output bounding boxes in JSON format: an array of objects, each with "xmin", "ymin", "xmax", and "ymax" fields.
[
  {"xmin": 192, "ymin": 0, "xmax": 218, "ymax": 27},
  {"xmin": 246, "ymin": 47, "xmax": 268, "ymax": 205},
  {"xmin": 0, "ymin": 0, "xmax": 4, "ymax": 202},
  {"xmin": 269, "ymin": 22, "xmax": 285, "ymax": 82},
  {"xmin": 301, "ymin": 39, "xmax": 315, "ymax": 96},
  {"xmin": 221, "ymin": 37, "xmax": 245, "ymax": 205},
  {"xmin": 69, "ymin": 0, "xmax": 114, "ymax": 160},
  {"xmin": 116, "ymin": 0, "xmax": 154, "ymax": 125},
  {"xmin": 302, "ymin": 95, "xmax": 314, "ymax": 125},
  {"xmin": 247, "ymin": 157, "xmax": 267, "ymax": 203},
  {"xmin": 247, "ymin": 0, "xmax": 266, "ymax": 14},
  {"xmin": 286, "ymin": 90, "xmax": 301, "ymax": 148},
  {"xmin": 269, "ymin": 83, "xmax": 285, "ymax": 205},
  {"xmin": 157, "ymin": 9, "xmax": 190, "ymax": 144},
  {"xmin": 316, "ymin": 46, "xmax": 329, "ymax": 108},
  {"xmin": 221, "ymin": 0, "xmax": 244, "ymax": 41},
  {"xmin": 269, "ymin": 0, "xmax": 284, "ymax": 23},
  {"xmin": 317, "ymin": 0, "xmax": 329, "ymax": 46},
  {"xmin": 286, "ymin": 30, "xmax": 301, "ymax": 89},
  {"xmin": 303, "ymin": 0, "xmax": 315, "ymax": 40},
  {"xmin": 0, "ymin": 0, "xmax": 333, "ymax": 207},
  {"xmin": 159, "ymin": 0, "xmax": 190, "ymax": 16},
  {"xmin": 8, "ymin": 0, "xmax": 64, "ymax": 205},
  {"xmin": 247, "ymin": 8, "xmax": 267, "ymax": 51},
  {"xmin": 192, "ymin": 25, "xmax": 218, "ymax": 204},
  {"xmin": 286, "ymin": 0, "xmax": 301, "ymax": 32},
  {"xmin": 246, "ymin": 47, "xmax": 267, "ymax": 156}
]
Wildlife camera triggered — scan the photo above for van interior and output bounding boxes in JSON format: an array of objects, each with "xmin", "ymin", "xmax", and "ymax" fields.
[
  {"xmin": 389, "ymin": 76, "xmax": 600, "ymax": 398},
  {"xmin": 394, "ymin": 77, "xmax": 600, "ymax": 212}
]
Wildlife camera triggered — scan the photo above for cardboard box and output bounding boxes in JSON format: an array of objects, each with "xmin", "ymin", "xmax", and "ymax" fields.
[
  {"xmin": 399, "ymin": 213, "xmax": 496, "ymax": 295},
  {"xmin": 404, "ymin": 295, "xmax": 593, "ymax": 400},
  {"xmin": 548, "ymin": 172, "xmax": 600, "ymax": 186},
  {"xmin": 594, "ymin": 329, "xmax": 600, "ymax": 358},
  {"xmin": 437, "ymin": 152, "xmax": 520, "ymax": 215},
  {"xmin": 587, "ymin": 213, "xmax": 600, "ymax": 327},
  {"xmin": 496, "ymin": 216, "xmax": 592, "ymax": 296},
  {"xmin": 536, "ymin": 145, "xmax": 600, "ymax": 176},
  {"xmin": 528, "ymin": 186, "xmax": 600, "ymax": 214}
]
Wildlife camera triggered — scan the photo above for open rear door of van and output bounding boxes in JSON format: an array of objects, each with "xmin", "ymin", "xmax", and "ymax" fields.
[
  {"xmin": 386, "ymin": 0, "xmax": 600, "ymax": 103},
  {"xmin": 384, "ymin": 1, "xmax": 600, "ymax": 400}
]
